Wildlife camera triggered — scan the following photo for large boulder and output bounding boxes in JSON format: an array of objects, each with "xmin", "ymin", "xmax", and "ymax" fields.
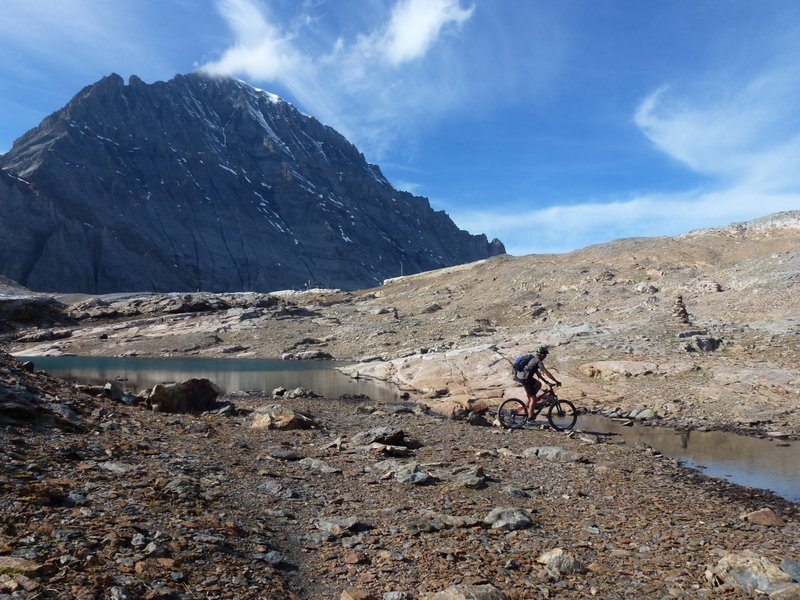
[
  {"xmin": 351, "ymin": 426, "xmax": 414, "ymax": 447},
  {"xmin": 706, "ymin": 551, "xmax": 799, "ymax": 596},
  {"xmin": 0, "ymin": 382, "xmax": 45, "ymax": 422},
  {"xmin": 0, "ymin": 296, "xmax": 69, "ymax": 331},
  {"xmin": 537, "ymin": 548, "xmax": 587, "ymax": 575},
  {"xmin": 483, "ymin": 507, "xmax": 533, "ymax": 531},
  {"xmin": 147, "ymin": 378, "xmax": 220, "ymax": 413}
]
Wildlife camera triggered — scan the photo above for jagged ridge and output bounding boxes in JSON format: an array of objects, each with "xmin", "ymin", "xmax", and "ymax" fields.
[{"xmin": 0, "ymin": 73, "xmax": 504, "ymax": 293}]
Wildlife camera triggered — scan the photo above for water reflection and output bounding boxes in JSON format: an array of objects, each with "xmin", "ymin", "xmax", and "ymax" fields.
[
  {"xmin": 578, "ymin": 414, "xmax": 800, "ymax": 502},
  {"xmin": 20, "ymin": 356, "xmax": 799, "ymax": 503},
  {"xmin": 26, "ymin": 355, "xmax": 401, "ymax": 403}
]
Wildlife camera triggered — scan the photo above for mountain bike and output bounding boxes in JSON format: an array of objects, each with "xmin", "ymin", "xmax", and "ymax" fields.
[{"xmin": 496, "ymin": 385, "xmax": 577, "ymax": 431}]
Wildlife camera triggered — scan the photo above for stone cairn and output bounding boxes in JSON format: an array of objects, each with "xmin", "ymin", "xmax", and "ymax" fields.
[{"xmin": 673, "ymin": 295, "xmax": 690, "ymax": 325}]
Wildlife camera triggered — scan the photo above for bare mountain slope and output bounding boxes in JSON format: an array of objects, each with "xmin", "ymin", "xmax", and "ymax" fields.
[
  {"xmin": 0, "ymin": 275, "xmax": 34, "ymax": 296},
  {"xmin": 0, "ymin": 73, "xmax": 503, "ymax": 293}
]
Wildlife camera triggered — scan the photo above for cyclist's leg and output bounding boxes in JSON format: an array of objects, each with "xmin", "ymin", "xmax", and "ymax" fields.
[
  {"xmin": 522, "ymin": 379, "xmax": 540, "ymax": 417},
  {"xmin": 518, "ymin": 378, "xmax": 529, "ymax": 412}
]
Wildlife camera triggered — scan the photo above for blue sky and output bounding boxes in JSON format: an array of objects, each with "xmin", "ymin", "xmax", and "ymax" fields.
[{"xmin": 1, "ymin": 0, "xmax": 799, "ymax": 255}]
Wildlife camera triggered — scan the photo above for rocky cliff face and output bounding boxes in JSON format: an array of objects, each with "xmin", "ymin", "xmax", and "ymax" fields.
[{"xmin": 0, "ymin": 73, "xmax": 504, "ymax": 293}]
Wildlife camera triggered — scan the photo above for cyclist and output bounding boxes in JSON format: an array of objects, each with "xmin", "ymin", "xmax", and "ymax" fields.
[{"xmin": 513, "ymin": 346, "xmax": 561, "ymax": 418}]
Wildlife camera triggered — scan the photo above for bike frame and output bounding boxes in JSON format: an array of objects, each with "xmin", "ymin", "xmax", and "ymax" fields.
[{"xmin": 526, "ymin": 386, "xmax": 557, "ymax": 420}]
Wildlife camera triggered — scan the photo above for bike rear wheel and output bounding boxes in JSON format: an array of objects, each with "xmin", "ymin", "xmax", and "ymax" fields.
[
  {"xmin": 547, "ymin": 399, "xmax": 577, "ymax": 431},
  {"xmin": 497, "ymin": 399, "xmax": 528, "ymax": 429}
]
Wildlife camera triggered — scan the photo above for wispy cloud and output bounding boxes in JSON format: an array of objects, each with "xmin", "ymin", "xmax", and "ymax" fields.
[
  {"xmin": 447, "ymin": 66, "xmax": 800, "ymax": 255},
  {"xmin": 201, "ymin": 0, "xmax": 475, "ymax": 157},
  {"xmin": 634, "ymin": 68, "xmax": 800, "ymax": 193},
  {"xmin": 451, "ymin": 188, "xmax": 799, "ymax": 255}
]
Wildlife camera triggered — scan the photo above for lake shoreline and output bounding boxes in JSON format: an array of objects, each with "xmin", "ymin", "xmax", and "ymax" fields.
[
  {"xmin": 1, "ymin": 351, "xmax": 798, "ymax": 598},
  {"xmin": 11, "ymin": 352, "xmax": 800, "ymax": 503}
]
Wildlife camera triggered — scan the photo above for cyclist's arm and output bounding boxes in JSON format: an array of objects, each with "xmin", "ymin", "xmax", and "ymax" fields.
[{"xmin": 539, "ymin": 365, "xmax": 561, "ymax": 386}]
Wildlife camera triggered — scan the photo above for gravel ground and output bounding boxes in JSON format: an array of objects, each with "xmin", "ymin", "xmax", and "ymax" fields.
[{"xmin": 2, "ymin": 353, "xmax": 798, "ymax": 599}]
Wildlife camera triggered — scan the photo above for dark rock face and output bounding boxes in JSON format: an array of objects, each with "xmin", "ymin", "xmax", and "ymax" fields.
[
  {"xmin": 0, "ymin": 296, "xmax": 69, "ymax": 332},
  {"xmin": 0, "ymin": 73, "xmax": 504, "ymax": 293},
  {"xmin": 147, "ymin": 378, "xmax": 220, "ymax": 413}
]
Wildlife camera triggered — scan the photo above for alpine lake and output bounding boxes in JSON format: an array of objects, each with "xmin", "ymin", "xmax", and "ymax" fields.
[{"xmin": 26, "ymin": 355, "xmax": 800, "ymax": 503}]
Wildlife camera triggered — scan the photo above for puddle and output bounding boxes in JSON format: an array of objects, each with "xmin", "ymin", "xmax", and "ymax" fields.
[{"xmin": 577, "ymin": 414, "xmax": 800, "ymax": 503}]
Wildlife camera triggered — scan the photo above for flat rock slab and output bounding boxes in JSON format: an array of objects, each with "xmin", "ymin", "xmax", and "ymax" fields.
[
  {"xmin": 578, "ymin": 360, "xmax": 696, "ymax": 380},
  {"xmin": 0, "ymin": 557, "xmax": 42, "ymax": 576},
  {"xmin": 251, "ymin": 405, "xmax": 319, "ymax": 430},
  {"xmin": 522, "ymin": 446, "xmax": 585, "ymax": 463},
  {"xmin": 428, "ymin": 584, "xmax": 508, "ymax": 599}
]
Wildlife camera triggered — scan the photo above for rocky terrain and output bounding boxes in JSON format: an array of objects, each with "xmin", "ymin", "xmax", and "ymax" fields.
[
  {"xmin": 5, "ymin": 211, "xmax": 799, "ymax": 439},
  {"xmin": 1, "ymin": 351, "xmax": 799, "ymax": 599},
  {"xmin": 1, "ymin": 212, "xmax": 798, "ymax": 598},
  {"xmin": 0, "ymin": 74, "xmax": 502, "ymax": 294}
]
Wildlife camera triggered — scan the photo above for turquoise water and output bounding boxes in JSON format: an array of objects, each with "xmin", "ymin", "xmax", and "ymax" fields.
[{"xmin": 25, "ymin": 355, "xmax": 401, "ymax": 402}]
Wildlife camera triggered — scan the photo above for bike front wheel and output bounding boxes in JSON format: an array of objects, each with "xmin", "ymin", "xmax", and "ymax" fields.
[
  {"xmin": 497, "ymin": 399, "xmax": 528, "ymax": 429},
  {"xmin": 547, "ymin": 399, "xmax": 577, "ymax": 431}
]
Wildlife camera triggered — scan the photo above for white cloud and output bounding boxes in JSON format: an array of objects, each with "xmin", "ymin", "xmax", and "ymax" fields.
[
  {"xmin": 380, "ymin": 0, "xmax": 474, "ymax": 65},
  {"xmin": 200, "ymin": 0, "xmax": 475, "ymax": 158},
  {"xmin": 447, "ymin": 66, "xmax": 800, "ymax": 256},
  {"xmin": 449, "ymin": 188, "xmax": 800, "ymax": 256},
  {"xmin": 202, "ymin": 0, "xmax": 302, "ymax": 80}
]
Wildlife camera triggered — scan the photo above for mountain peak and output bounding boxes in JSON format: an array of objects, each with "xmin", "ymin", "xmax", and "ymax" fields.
[{"xmin": 0, "ymin": 73, "xmax": 504, "ymax": 293}]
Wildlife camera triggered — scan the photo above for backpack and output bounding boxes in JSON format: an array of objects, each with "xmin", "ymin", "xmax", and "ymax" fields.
[{"xmin": 512, "ymin": 353, "xmax": 535, "ymax": 372}]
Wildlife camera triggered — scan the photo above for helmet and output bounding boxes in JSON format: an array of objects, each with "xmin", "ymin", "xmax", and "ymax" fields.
[{"xmin": 535, "ymin": 346, "xmax": 549, "ymax": 357}]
